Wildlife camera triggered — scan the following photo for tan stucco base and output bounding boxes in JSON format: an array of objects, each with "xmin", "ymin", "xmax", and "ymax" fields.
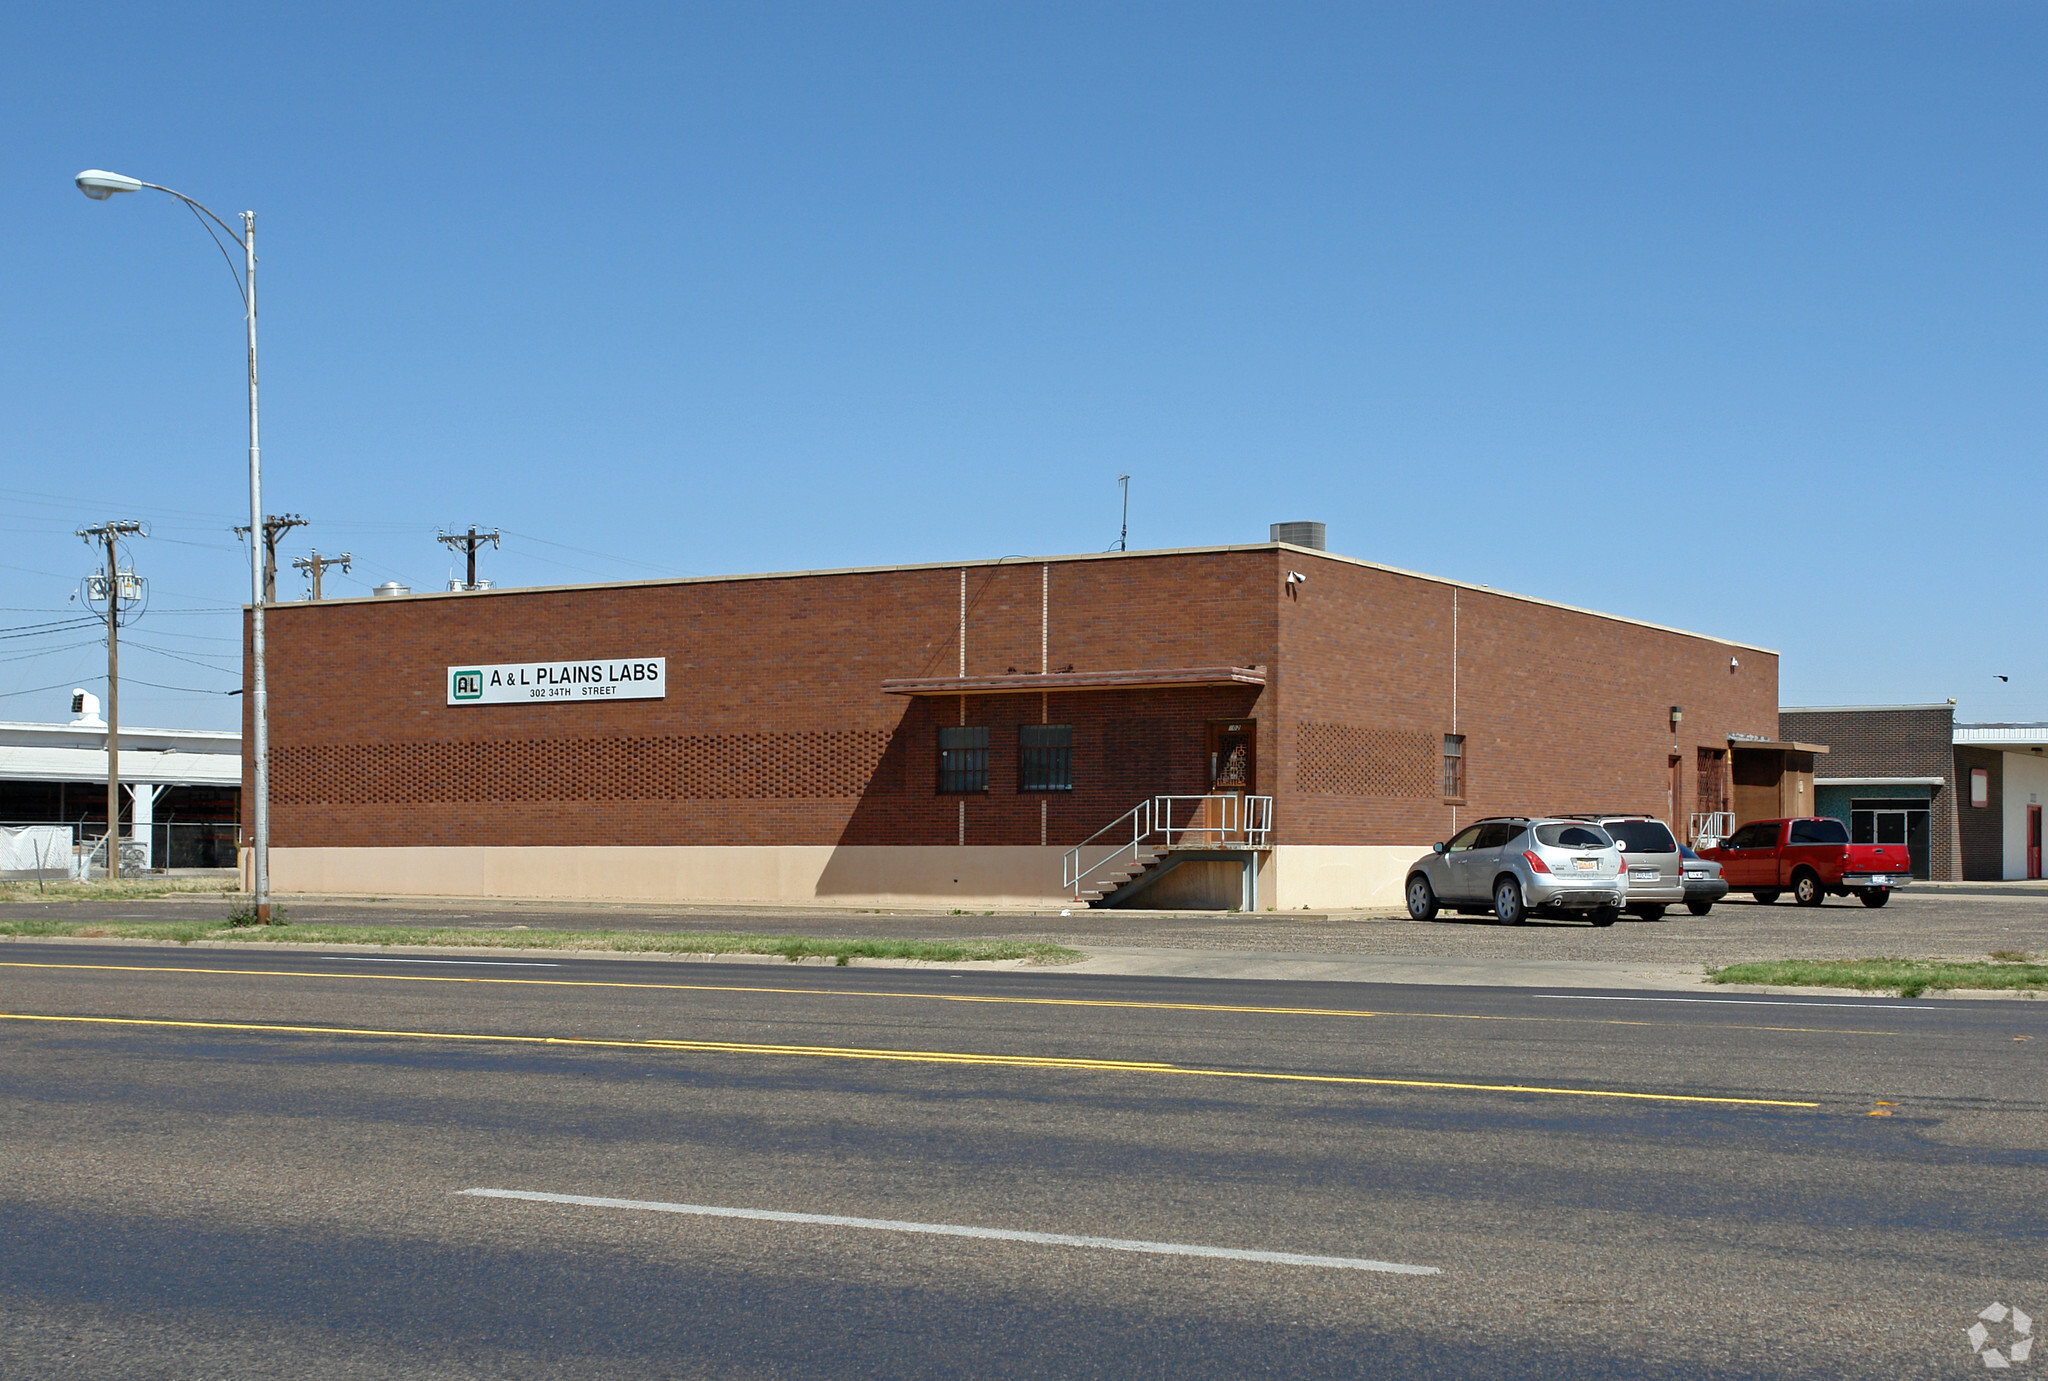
[
  {"xmin": 1261, "ymin": 846, "xmax": 1418, "ymax": 911},
  {"xmin": 262, "ymin": 842, "xmax": 1422, "ymax": 911}
]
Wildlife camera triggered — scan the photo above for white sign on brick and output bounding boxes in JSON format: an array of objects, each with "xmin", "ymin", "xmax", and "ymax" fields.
[{"xmin": 447, "ymin": 658, "xmax": 666, "ymax": 705}]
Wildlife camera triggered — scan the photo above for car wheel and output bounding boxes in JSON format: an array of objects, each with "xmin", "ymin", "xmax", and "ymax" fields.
[
  {"xmin": 1686, "ymin": 899, "xmax": 1714, "ymax": 917},
  {"xmin": 1590, "ymin": 907, "xmax": 1619, "ymax": 927},
  {"xmin": 1753, "ymin": 889, "xmax": 1781, "ymax": 904},
  {"xmin": 1858, "ymin": 888, "xmax": 1891, "ymax": 909},
  {"xmin": 1406, "ymin": 874, "xmax": 1439, "ymax": 922},
  {"xmin": 1629, "ymin": 905, "xmax": 1668, "ymax": 922},
  {"xmin": 1792, "ymin": 871, "xmax": 1825, "ymax": 907},
  {"xmin": 1493, "ymin": 877, "xmax": 1527, "ymax": 926}
]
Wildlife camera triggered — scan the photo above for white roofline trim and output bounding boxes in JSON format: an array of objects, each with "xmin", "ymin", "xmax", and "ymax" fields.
[
  {"xmin": 268, "ymin": 542, "xmax": 1778, "ymax": 655},
  {"xmin": 1780, "ymin": 704, "xmax": 1955, "ymax": 714}
]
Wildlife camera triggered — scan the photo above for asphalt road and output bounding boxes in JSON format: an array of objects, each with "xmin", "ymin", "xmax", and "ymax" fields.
[{"xmin": 1, "ymin": 943, "xmax": 2043, "ymax": 1378}]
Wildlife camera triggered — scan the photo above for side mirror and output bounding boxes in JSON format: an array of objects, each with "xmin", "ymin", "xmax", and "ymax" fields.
[{"xmin": 1431, "ymin": 842, "xmax": 1445, "ymax": 854}]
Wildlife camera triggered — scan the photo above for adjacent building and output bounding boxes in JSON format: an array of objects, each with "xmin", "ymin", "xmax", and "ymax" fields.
[
  {"xmin": 1779, "ymin": 703, "xmax": 1960, "ymax": 881},
  {"xmin": 1772, "ymin": 703, "xmax": 2048, "ymax": 881},
  {"xmin": 1953, "ymin": 722, "xmax": 2048, "ymax": 881},
  {"xmin": 0, "ymin": 693, "xmax": 241, "ymax": 874}
]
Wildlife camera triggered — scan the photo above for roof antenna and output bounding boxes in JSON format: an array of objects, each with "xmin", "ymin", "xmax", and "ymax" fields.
[{"xmin": 1117, "ymin": 473, "xmax": 1130, "ymax": 552}]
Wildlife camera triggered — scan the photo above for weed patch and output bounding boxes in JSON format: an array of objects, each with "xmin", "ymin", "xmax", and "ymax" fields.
[
  {"xmin": 1708, "ymin": 957, "xmax": 2048, "ymax": 997},
  {"xmin": 0, "ymin": 918, "xmax": 1080, "ymax": 965}
]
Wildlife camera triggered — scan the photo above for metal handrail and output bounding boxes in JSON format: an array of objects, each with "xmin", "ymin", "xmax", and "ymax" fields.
[
  {"xmin": 1689, "ymin": 811, "xmax": 1734, "ymax": 846},
  {"xmin": 1063, "ymin": 794, "xmax": 1275, "ymax": 897}
]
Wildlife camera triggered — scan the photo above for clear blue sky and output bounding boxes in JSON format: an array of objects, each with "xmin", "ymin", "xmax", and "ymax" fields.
[{"xmin": 3, "ymin": 3, "xmax": 2043, "ymax": 731}]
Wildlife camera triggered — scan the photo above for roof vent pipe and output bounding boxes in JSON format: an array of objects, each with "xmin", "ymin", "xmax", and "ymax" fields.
[
  {"xmin": 372, "ymin": 582, "xmax": 411, "ymax": 598},
  {"xmin": 1270, "ymin": 521, "xmax": 1325, "ymax": 550}
]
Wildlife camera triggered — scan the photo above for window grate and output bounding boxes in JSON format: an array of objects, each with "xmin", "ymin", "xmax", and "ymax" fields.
[
  {"xmin": 1019, "ymin": 725, "xmax": 1073, "ymax": 792},
  {"xmin": 938, "ymin": 726, "xmax": 990, "ymax": 793}
]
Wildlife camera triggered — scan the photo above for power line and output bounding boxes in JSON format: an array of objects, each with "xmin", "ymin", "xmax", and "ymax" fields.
[
  {"xmin": 75, "ymin": 520, "xmax": 146, "ymax": 881},
  {"xmin": 437, "ymin": 526, "xmax": 500, "ymax": 591},
  {"xmin": 291, "ymin": 549, "xmax": 351, "ymax": 600},
  {"xmin": 231, "ymin": 513, "xmax": 307, "ymax": 602}
]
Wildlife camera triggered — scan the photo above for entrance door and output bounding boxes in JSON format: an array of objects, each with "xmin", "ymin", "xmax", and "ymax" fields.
[
  {"xmin": 2031, "ymin": 806, "xmax": 2042, "ymax": 880},
  {"xmin": 1668, "ymin": 756, "xmax": 1683, "ymax": 837},
  {"xmin": 1203, "ymin": 720, "xmax": 1255, "ymax": 843}
]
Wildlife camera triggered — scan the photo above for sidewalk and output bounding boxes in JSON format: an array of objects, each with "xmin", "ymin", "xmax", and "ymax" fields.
[{"xmin": 1062, "ymin": 946, "xmax": 1709, "ymax": 990}]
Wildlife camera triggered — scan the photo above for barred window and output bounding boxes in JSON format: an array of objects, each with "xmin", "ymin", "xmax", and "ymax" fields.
[
  {"xmin": 1442, "ymin": 734, "xmax": 1465, "ymax": 798},
  {"xmin": 1019, "ymin": 725, "xmax": 1073, "ymax": 792},
  {"xmin": 938, "ymin": 726, "xmax": 990, "ymax": 793}
]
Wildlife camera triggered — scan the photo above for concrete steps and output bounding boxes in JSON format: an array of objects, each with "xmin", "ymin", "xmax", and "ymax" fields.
[{"xmin": 1075, "ymin": 848, "xmax": 1166, "ymax": 907}]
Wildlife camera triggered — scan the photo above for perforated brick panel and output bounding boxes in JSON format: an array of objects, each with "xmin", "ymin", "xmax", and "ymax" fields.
[
  {"xmin": 1295, "ymin": 722, "xmax": 1437, "ymax": 797},
  {"xmin": 274, "ymin": 731, "xmax": 892, "ymax": 805}
]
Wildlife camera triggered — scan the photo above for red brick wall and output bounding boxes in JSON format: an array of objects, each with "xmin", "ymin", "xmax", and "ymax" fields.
[
  {"xmin": 1272, "ymin": 552, "xmax": 1778, "ymax": 845},
  {"xmin": 246, "ymin": 551, "xmax": 1274, "ymax": 849},
  {"xmin": 244, "ymin": 546, "xmax": 1773, "ymax": 851}
]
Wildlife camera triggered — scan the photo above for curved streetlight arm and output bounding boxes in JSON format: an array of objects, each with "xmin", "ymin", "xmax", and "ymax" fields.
[{"xmin": 131, "ymin": 181, "xmax": 247, "ymax": 248}]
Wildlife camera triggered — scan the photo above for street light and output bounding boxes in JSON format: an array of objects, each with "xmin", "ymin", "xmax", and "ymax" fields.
[{"xmin": 76, "ymin": 169, "xmax": 276, "ymax": 923}]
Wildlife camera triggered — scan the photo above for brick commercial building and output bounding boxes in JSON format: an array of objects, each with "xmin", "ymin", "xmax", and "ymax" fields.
[
  {"xmin": 246, "ymin": 539, "xmax": 1781, "ymax": 909},
  {"xmin": 1779, "ymin": 704, "xmax": 1961, "ymax": 881}
]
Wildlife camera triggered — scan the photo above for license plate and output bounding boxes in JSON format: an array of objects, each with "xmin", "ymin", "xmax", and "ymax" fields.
[
  {"xmin": 1632, "ymin": 869, "xmax": 1659, "ymax": 880},
  {"xmin": 1869, "ymin": 875, "xmax": 1888, "ymax": 886},
  {"xmin": 1575, "ymin": 858, "xmax": 1597, "ymax": 871}
]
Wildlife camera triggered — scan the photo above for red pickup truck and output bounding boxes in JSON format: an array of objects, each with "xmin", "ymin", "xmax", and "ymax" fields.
[{"xmin": 1698, "ymin": 817, "xmax": 1909, "ymax": 909}]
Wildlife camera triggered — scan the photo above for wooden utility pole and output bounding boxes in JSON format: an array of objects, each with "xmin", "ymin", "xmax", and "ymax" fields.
[
  {"xmin": 76, "ymin": 520, "xmax": 145, "ymax": 880},
  {"xmin": 234, "ymin": 513, "xmax": 306, "ymax": 602},
  {"xmin": 291, "ymin": 549, "xmax": 351, "ymax": 600},
  {"xmin": 436, "ymin": 526, "xmax": 499, "ymax": 590}
]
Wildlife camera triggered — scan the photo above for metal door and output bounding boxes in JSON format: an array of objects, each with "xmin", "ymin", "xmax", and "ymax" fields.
[{"xmin": 2031, "ymin": 806, "xmax": 2042, "ymax": 881}]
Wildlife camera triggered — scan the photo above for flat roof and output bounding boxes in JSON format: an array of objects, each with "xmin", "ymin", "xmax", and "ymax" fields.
[
  {"xmin": 0, "ymin": 720, "xmax": 240, "ymax": 749},
  {"xmin": 275, "ymin": 541, "xmax": 1778, "ymax": 655}
]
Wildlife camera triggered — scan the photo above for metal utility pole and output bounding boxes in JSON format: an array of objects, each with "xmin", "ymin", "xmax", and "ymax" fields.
[
  {"xmin": 234, "ymin": 513, "xmax": 307, "ymax": 602},
  {"xmin": 1117, "ymin": 474, "xmax": 1130, "ymax": 552},
  {"xmin": 437, "ymin": 527, "xmax": 500, "ymax": 590},
  {"xmin": 291, "ymin": 549, "xmax": 351, "ymax": 600},
  {"xmin": 77, "ymin": 520, "xmax": 145, "ymax": 881}
]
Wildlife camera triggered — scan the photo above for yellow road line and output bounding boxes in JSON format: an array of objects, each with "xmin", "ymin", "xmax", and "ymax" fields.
[
  {"xmin": 0, "ymin": 961, "xmax": 1895, "ymax": 1037},
  {"xmin": 0, "ymin": 1010, "xmax": 1820, "ymax": 1107}
]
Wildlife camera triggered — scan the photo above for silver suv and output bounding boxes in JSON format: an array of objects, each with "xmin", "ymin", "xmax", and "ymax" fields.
[
  {"xmin": 1405, "ymin": 817, "xmax": 1623, "ymax": 926},
  {"xmin": 1566, "ymin": 814, "xmax": 1686, "ymax": 921}
]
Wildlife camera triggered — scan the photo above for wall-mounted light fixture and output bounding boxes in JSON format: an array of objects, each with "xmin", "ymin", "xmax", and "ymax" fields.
[
  {"xmin": 1730, "ymin": 657, "xmax": 1740, "ymax": 670},
  {"xmin": 1669, "ymin": 705, "xmax": 1684, "ymax": 727},
  {"xmin": 1285, "ymin": 570, "xmax": 1308, "ymax": 585}
]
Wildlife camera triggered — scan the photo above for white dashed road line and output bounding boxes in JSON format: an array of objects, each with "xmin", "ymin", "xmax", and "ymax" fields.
[{"xmin": 460, "ymin": 1188, "xmax": 1440, "ymax": 1275}]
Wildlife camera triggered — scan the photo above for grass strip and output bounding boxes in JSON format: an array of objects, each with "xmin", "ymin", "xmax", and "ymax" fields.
[
  {"xmin": 1707, "ymin": 957, "xmax": 2048, "ymax": 998},
  {"xmin": 0, "ymin": 917, "xmax": 1080, "ymax": 966},
  {"xmin": 0, "ymin": 880, "xmax": 232, "ymax": 904}
]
